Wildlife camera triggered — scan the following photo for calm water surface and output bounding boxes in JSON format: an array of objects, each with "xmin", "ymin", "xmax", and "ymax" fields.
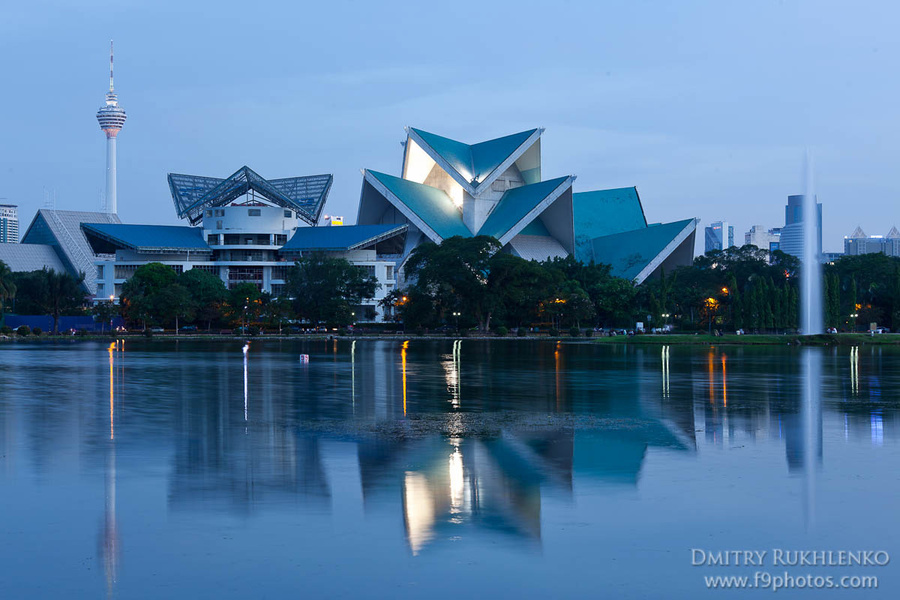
[{"xmin": 1, "ymin": 339, "xmax": 898, "ymax": 598}]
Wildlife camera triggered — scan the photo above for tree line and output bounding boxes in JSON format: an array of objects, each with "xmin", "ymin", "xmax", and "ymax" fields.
[{"xmin": 4, "ymin": 240, "xmax": 900, "ymax": 335}]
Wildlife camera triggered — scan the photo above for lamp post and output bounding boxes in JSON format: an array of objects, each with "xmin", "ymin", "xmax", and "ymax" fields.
[
  {"xmin": 850, "ymin": 312, "xmax": 859, "ymax": 332},
  {"xmin": 661, "ymin": 313, "xmax": 670, "ymax": 331},
  {"xmin": 243, "ymin": 297, "xmax": 249, "ymax": 336},
  {"xmin": 706, "ymin": 297, "xmax": 716, "ymax": 336},
  {"xmin": 452, "ymin": 311, "xmax": 461, "ymax": 332}
]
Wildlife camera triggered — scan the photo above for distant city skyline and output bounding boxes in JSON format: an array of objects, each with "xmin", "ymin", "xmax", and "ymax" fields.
[{"xmin": 1, "ymin": 0, "xmax": 899, "ymax": 255}]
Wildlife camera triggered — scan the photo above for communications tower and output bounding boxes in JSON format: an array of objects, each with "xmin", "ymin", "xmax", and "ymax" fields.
[{"xmin": 96, "ymin": 41, "xmax": 126, "ymax": 215}]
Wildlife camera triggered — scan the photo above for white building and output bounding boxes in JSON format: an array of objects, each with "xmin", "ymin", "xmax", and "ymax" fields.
[
  {"xmin": 744, "ymin": 225, "xmax": 781, "ymax": 253},
  {"xmin": 83, "ymin": 166, "xmax": 404, "ymax": 322}
]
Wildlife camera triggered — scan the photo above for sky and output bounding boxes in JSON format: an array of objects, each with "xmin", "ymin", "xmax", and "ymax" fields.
[{"xmin": 1, "ymin": 0, "xmax": 898, "ymax": 253}]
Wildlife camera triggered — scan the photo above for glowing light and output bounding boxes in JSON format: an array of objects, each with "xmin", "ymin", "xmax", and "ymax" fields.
[
  {"xmin": 850, "ymin": 346, "xmax": 859, "ymax": 396},
  {"xmin": 403, "ymin": 471, "xmax": 435, "ymax": 556},
  {"xmin": 661, "ymin": 345, "xmax": 670, "ymax": 399},
  {"xmin": 402, "ymin": 341, "xmax": 409, "ymax": 415},
  {"xmin": 108, "ymin": 342, "xmax": 115, "ymax": 440},
  {"xmin": 449, "ymin": 447, "xmax": 464, "ymax": 510},
  {"xmin": 721, "ymin": 354, "xmax": 727, "ymax": 407},
  {"xmin": 243, "ymin": 343, "xmax": 249, "ymax": 423}
]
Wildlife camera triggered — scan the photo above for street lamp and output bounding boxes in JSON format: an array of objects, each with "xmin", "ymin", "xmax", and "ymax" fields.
[
  {"xmin": 850, "ymin": 312, "xmax": 859, "ymax": 332},
  {"xmin": 452, "ymin": 311, "xmax": 461, "ymax": 332},
  {"xmin": 706, "ymin": 297, "xmax": 717, "ymax": 336}
]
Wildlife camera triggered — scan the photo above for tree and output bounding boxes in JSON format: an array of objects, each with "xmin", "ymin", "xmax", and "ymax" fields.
[
  {"xmin": 23, "ymin": 268, "xmax": 86, "ymax": 334},
  {"xmin": 0, "ymin": 260, "xmax": 16, "ymax": 319},
  {"xmin": 227, "ymin": 283, "xmax": 263, "ymax": 327},
  {"xmin": 92, "ymin": 300, "xmax": 118, "ymax": 333},
  {"xmin": 120, "ymin": 263, "xmax": 179, "ymax": 329},
  {"xmin": 404, "ymin": 236, "xmax": 500, "ymax": 330},
  {"xmin": 259, "ymin": 292, "xmax": 294, "ymax": 334},
  {"xmin": 180, "ymin": 268, "xmax": 227, "ymax": 330},
  {"xmin": 285, "ymin": 253, "xmax": 378, "ymax": 327},
  {"xmin": 157, "ymin": 283, "xmax": 194, "ymax": 332}
]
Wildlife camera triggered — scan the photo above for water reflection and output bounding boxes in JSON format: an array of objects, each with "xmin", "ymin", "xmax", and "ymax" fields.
[{"xmin": 2, "ymin": 340, "xmax": 900, "ymax": 594}]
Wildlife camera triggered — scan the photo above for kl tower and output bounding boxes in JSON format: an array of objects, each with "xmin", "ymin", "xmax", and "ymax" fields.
[{"xmin": 96, "ymin": 41, "xmax": 126, "ymax": 215}]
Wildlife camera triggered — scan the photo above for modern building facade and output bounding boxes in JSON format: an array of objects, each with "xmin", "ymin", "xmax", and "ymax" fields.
[
  {"xmin": 704, "ymin": 220, "xmax": 734, "ymax": 253},
  {"xmin": 779, "ymin": 194, "xmax": 822, "ymax": 258},
  {"xmin": 356, "ymin": 127, "xmax": 697, "ymax": 283},
  {"xmin": 744, "ymin": 224, "xmax": 781, "ymax": 253},
  {"xmin": 843, "ymin": 226, "xmax": 900, "ymax": 257},
  {"xmin": 86, "ymin": 166, "xmax": 404, "ymax": 321},
  {"xmin": 96, "ymin": 41, "xmax": 126, "ymax": 215},
  {"xmin": 0, "ymin": 204, "xmax": 18, "ymax": 243}
]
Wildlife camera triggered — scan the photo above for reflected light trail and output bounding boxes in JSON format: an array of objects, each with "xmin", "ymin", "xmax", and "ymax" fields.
[
  {"xmin": 403, "ymin": 471, "xmax": 434, "ymax": 556},
  {"xmin": 555, "ymin": 341, "xmax": 562, "ymax": 410},
  {"xmin": 243, "ymin": 343, "xmax": 249, "ymax": 423},
  {"xmin": 850, "ymin": 346, "xmax": 859, "ymax": 396},
  {"xmin": 449, "ymin": 445, "xmax": 464, "ymax": 511},
  {"xmin": 351, "ymin": 340, "xmax": 356, "ymax": 412},
  {"xmin": 721, "ymin": 354, "xmax": 727, "ymax": 407},
  {"xmin": 708, "ymin": 348, "xmax": 715, "ymax": 404},
  {"xmin": 661, "ymin": 345, "xmax": 670, "ymax": 399},
  {"xmin": 108, "ymin": 342, "xmax": 115, "ymax": 440},
  {"xmin": 402, "ymin": 341, "xmax": 409, "ymax": 416}
]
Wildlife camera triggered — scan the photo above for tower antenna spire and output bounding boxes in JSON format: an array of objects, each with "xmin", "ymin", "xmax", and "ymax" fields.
[{"xmin": 109, "ymin": 40, "xmax": 114, "ymax": 92}]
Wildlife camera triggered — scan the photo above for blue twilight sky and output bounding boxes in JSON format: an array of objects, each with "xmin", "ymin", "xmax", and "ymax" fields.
[{"xmin": 1, "ymin": 0, "xmax": 898, "ymax": 253}]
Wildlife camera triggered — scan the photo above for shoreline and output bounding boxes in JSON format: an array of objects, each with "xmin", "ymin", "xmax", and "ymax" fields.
[{"xmin": 1, "ymin": 332, "xmax": 898, "ymax": 346}]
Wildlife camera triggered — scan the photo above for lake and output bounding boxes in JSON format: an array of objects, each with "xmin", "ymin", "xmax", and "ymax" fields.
[{"xmin": 0, "ymin": 339, "xmax": 897, "ymax": 598}]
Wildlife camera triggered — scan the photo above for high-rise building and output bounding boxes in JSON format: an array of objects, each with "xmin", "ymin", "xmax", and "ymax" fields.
[
  {"xmin": 744, "ymin": 224, "xmax": 781, "ymax": 253},
  {"xmin": 843, "ymin": 226, "xmax": 900, "ymax": 257},
  {"xmin": 778, "ymin": 194, "xmax": 821, "ymax": 258},
  {"xmin": 0, "ymin": 204, "xmax": 18, "ymax": 243},
  {"xmin": 704, "ymin": 220, "xmax": 734, "ymax": 253},
  {"xmin": 96, "ymin": 41, "xmax": 126, "ymax": 215}
]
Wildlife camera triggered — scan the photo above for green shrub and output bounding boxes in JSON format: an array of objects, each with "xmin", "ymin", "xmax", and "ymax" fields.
[
  {"xmin": 516, "ymin": 327, "xmax": 527, "ymax": 337},
  {"xmin": 32, "ymin": 327, "xmax": 42, "ymax": 336},
  {"xmin": 569, "ymin": 326, "xmax": 580, "ymax": 337},
  {"xmin": 0, "ymin": 326, "xmax": 12, "ymax": 335},
  {"xmin": 548, "ymin": 327, "xmax": 560, "ymax": 337},
  {"xmin": 495, "ymin": 326, "xmax": 508, "ymax": 337},
  {"xmin": 248, "ymin": 326, "xmax": 261, "ymax": 336},
  {"xmin": 584, "ymin": 328, "xmax": 593, "ymax": 338},
  {"xmin": 16, "ymin": 325, "xmax": 31, "ymax": 337}
]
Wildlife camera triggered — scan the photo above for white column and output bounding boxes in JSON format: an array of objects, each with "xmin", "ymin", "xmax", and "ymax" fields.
[{"xmin": 106, "ymin": 136, "xmax": 117, "ymax": 214}]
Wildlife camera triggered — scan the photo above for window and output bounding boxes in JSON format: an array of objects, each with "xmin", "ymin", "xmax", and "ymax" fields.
[
  {"xmin": 360, "ymin": 265, "xmax": 376, "ymax": 278},
  {"xmin": 207, "ymin": 234, "xmax": 219, "ymax": 245},
  {"xmin": 284, "ymin": 210, "xmax": 292, "ymax": 218},
  {"xmin": 97, "ymin": 265, "xmax": 104, "ymax": 278},
  {"xmin": 216, "ymin": 220, "xmax": 223, "ymax": 230},
  {"xmin": 385, "ymin": 265, "xmax": 393, "ymax": 280},
  {"xmin": 97, "ymin": 283, "xmax": 105, "ymax": 295},
  {"xmin": 274, "ymin": 234, "xmax": 287, "ymax": 245},
  {"xmin": 248, "ymin": 209, "xmax": 261, "ymax": 217},
  {"xmin": 214, "ymin": 209, "xmax": 225, "ymax": 217},
  {"xmin": 205, "ymin": 209, "xmax": 213, "ymax": 217}
]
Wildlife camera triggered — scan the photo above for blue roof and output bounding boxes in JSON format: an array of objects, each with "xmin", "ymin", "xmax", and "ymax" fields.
[
  {"xmin": 82, "ymin": 223, "xmax": 211, "ymax": 253},
  {"xmin": 573, "ymin": 187, "xmax": 648, "ymax": 263},
  {"xmin": 367, "ymin": 170, "xmax": 472, "ymax": 240},
  {"xmin": 590, "ymin": 219, "xmax": 695, "ymax": 280},
  {"xmin": 281, "ymin": 224, "xmax": 407, "ymax": 253},
  {"xmin": 410, "ymin": 128, "xmax": 538, "ymax": 184},
  {"xmin": 477, "ymin": 177, "xmax": 571, "ymax": 240}
]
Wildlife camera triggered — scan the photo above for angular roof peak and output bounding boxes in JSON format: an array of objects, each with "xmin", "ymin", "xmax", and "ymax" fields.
[
  {"xmin": 849, "ymin": 225, "xmax": 867, "ymax": 239},
  {"xmin": 408, "ymin": 127, "xmax": 541, "ymax": 189},
  {"xmin": 886, "ymin": 226, "xmax": 900, "ymax": 239},
  {"xmin": 168, "ymin": 166, "xmax": 332, "ymax": 226}
]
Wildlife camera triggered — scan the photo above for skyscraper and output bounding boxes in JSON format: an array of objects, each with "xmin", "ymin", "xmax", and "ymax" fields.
[
  {"xmin": 96, "ymin": 41, "xmax": 126, "ymax": 215},
  {"xmin": 704, "ymin": 220, "xmax": 734, "ymax": 253},
  {"xmin": 0, "ymin": 204, "xmax": 18, "ymax": 243},
  {"xmin": 779, "ymin": 194, "xmax": 822, "ymax": 258}
]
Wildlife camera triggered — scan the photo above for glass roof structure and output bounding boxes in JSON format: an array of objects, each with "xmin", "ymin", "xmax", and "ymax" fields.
[{"xmin": 168, "ymin": 166, "xmax": 332, "ymax": 226}]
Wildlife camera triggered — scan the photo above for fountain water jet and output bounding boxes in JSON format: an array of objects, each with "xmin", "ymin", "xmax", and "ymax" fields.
[{"xmin": 801, "ymin": 151, "xmax": 823, "ymax": 334}]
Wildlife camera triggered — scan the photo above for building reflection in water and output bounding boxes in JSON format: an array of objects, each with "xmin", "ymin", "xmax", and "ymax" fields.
[
  {"xmin": 9, "ymin": 339, "xmax": 900, "ymax": 568},
  {"xmin": 100, "ymin": 341, "xmax": 121, "ymax": 599}
]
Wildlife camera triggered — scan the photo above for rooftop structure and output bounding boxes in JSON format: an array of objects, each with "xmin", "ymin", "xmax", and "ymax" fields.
[
  {"xmin": 20, "ymin": 209, "xmax": 121, "ymax": 294},
  {"xmin": 357, "ymin": 127, "xmax": 697, "ymax": 283},
  {"xmin": 0, "ymin": 242, "xmax": 66, "ymax": 273},
  {"xmin": 0, "ymin": 204, "xmax": 18, "ymax": 243},
  {"xmin": 843, "ymin": 225, "xmax": 900, "ymax": 257},
  {"xmin": 168, "ymin": 166, "xmax": 332, "ymax": 226},
  {"xmin": 96, "ymin": 41, "xmax": 126, "ymax": 215},
  {"xmin": 744, "ymin": 225, "xmax": 781, "ymax": 254}
]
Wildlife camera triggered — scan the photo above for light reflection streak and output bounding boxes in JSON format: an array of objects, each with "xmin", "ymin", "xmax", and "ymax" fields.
[
  {"xmin": 402, "ymin": 471, "xmax": 434, "ymax": 556},
  {"xmin": 449, "ymin": 445, "xmax": 464, "ymax": 511},
  {"xmin": 402, "ymin": 341, "xmax": 409, "ymax": 416},
  {"xmin": 850, "ymin": 346, "xmax": 859, "ymax": 396},
  {"xmin": 661, "ymin": 345, "xmax": 670, "ymax": 399},
  {"xmin": 801, "ymin": 347, "xmax": 822, "ymax": 531},
  {"xmin": 721, "ymin": 354, "xmax": 727, "ymax": 407},
  {"xmin": 555, "ymin": 341, "xmax": 562, "ymax": 410},
  {"xmin": 708, "ymin": 348, "xmax": 715, "ymax": 404},
  {"xmin": 351, "ymin": 340, "xmax": 356, "ymax": 412},
  {"xmin": 443, "ymin": 340, "xmax": 462, "ymax": 407},
  {"xmin": 108, "ymin": 342, "xmax": 115, "ymax": 440},
  {"xmin": 243, "ymin": 343, "xmax": 249, "ymax": 424}
]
